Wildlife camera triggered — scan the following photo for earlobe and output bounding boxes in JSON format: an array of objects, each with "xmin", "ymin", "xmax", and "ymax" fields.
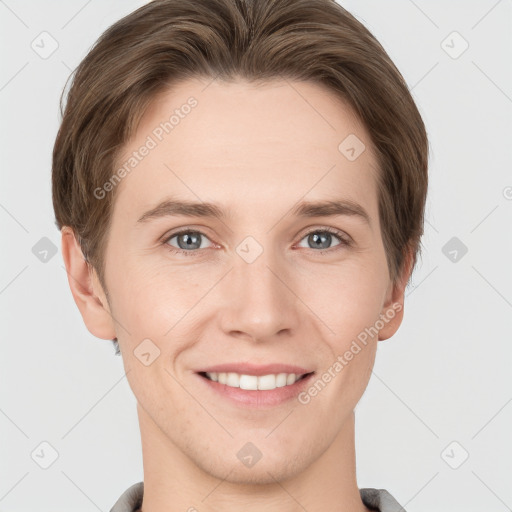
[
  {"xmin": 61, "ymin": 226, "xmax": 117, "ymax": 340},
  {"xmin": 378, "ymin": 247, "xmax": 414, "ymax": 341}
]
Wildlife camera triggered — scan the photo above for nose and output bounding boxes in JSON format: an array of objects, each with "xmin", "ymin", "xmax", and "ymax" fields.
[{"xmin": 217, "ymin": 251, "xmax": 301, "ymax": 343}]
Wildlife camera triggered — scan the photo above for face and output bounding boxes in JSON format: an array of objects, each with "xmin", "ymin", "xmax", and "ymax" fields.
[{"xmin": 88, "ymin": 78, "xmax": 405, "ymax": 483}]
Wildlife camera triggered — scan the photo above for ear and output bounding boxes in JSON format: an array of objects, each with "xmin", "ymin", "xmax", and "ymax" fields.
[
  {"xmin": 61, "ymin": 226, "xmax": 117, "ymax": 340},
  {"xmin": 378, "ymin": 246, "xmax": 415, "ymax": 341}
]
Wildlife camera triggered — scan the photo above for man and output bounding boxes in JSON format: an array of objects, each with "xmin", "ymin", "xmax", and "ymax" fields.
[{"xmin": 52, "ymin": 1, "xmax": 428, "ymax": 511}]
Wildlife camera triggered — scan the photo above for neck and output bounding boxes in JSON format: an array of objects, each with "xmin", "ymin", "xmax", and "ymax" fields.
[{"xmin": 137, "ymin": 404, "xmax": 370, "ymax": 512}]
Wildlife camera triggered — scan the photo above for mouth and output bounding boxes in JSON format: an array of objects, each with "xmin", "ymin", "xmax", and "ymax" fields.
[
  {"xmin": 198, "ymin": 371, "xmax": 314, "ymax": 391},
  {"xmin": 194, "ymin": 362, "xmax": 316, "ymax": 408},
  {"xmin": 195, "ymin": 369, "xmax": 316, "ymax": 408}
]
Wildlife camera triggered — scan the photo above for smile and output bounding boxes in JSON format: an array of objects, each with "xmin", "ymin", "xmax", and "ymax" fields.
[{"xmin": 202, "ymin": 371, "xmax": 310, "ymax": 390}]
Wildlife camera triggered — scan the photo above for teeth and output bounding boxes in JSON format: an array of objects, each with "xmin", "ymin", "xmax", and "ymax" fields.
[{"xmin": 205, "ymin": 372, "xmax": 305, "ymax": 390}]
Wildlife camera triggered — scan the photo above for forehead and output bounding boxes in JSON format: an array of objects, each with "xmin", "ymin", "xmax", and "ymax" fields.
[{"xmin": 111, "ymin": 78, "xmax": 379, "ymax": 224}]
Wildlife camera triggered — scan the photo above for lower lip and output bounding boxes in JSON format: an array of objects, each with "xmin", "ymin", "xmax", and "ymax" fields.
[{"xmin": 196, "ymin": 372, "xmax": 315, "ymax": 408}]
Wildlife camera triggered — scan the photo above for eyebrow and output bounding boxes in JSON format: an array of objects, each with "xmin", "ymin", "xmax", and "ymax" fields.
[{"xmin": 137, "ymin": 198, "xmax": 371, "ymax": 226}]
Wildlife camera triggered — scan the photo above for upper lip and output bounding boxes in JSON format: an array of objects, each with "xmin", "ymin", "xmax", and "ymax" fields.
[{"xmin": 196, "ymin": 363, "xmax": 313, "ymax": 376}]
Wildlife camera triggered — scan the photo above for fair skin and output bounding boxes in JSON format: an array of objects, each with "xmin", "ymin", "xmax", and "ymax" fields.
[{"xmin": 62, "ymin": 78, "xmax": 412, "ymax": 512}]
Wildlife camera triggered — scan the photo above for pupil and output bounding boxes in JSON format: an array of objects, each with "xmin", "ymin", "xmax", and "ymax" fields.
[
  {"xmin": 179, "ymin": 232, "xmax": 200, "ymax": 250},
  {"xmin": 311, "ymin": 232, "xmax": 330, "ymax": 249}
]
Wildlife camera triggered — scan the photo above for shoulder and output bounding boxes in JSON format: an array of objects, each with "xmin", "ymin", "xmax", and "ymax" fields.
[
  {"xmin": 110, "ymin": 481, "xmax": 144, "ymax": 512},
  {"xmin": 360, "ymin": 487, "xmax": 406, "ymax": 512}
]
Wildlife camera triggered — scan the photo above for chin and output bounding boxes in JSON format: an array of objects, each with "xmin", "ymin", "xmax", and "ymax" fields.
[
  {"xmin": 194, "ymin": 444, "xmax": 311, "ymax": 486},
  {"xmin": 213, "ymin": 461, "xmax": 303, "ymax": 486}
]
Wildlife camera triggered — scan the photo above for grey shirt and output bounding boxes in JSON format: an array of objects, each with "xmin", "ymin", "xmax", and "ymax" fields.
[{"xmin": 110, "ymin": 482, "xmax": 406, "ymax": 512}]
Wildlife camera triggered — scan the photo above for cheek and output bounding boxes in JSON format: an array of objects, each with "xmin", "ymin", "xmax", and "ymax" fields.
[
  {"xmin": 115, "ymin": 273, "xmax": 193, "ymax": 412},
  {"xmin": 112, "ymin": 258, "xmax": 205, "ymax": 333},
  {"xmin": 300, "ymin": 265, "xmax": 384, "ymax": 413},
  {"xmin": 298, "ymin": 258, "xmax": 389, "ymax": 340},
  {"xmin": 112, "ymin": 263, "xmax": 216, "ymax": 395}
]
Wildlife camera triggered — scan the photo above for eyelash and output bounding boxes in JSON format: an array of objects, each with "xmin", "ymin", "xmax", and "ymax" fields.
[{"xmin": 162, "ymin": 227, "xmax": 352, "ymax": 258}]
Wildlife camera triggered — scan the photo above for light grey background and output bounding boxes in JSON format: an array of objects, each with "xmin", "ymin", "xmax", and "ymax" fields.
[{"xmin": 1, "ymin": 1, "xmax": 511, "ymax": 511}]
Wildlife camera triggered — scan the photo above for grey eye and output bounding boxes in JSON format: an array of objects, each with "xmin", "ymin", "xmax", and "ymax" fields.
[
  {"xmin": 167, "ymin": 231, "xmax": 211, "ymax": 251},
  {"xmin": 298, "ymin": 231, "xmax": 342, "ymax": 250}
]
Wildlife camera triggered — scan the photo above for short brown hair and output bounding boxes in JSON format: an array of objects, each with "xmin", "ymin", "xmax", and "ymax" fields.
[{"xmin": 52, "ymin": 0, "xmax": 428, "ymax": 291}]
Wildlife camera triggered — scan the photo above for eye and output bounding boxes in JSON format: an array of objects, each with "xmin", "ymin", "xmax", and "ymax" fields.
[
  {"xmin": 164, "ymin": 230, "xmax": 214, "ymax": 256},
  {"xmin": 162, "ymin": 227, "xmax": 351, "ymax": 258},
  {"xmin": 296, "ymin": 227, "xmax": 351, "ymax": 252}
]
